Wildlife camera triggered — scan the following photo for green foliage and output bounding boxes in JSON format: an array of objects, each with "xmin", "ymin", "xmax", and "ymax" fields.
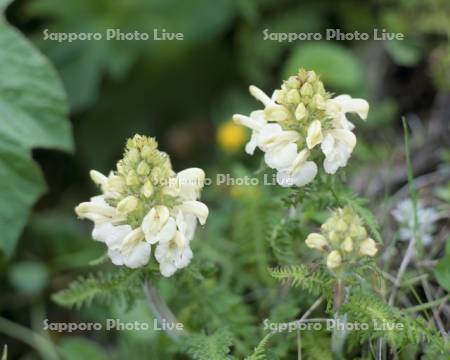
[
  {"xmin": 301, "ymin": 331, "xmax": 333, "ymax": 360},
  {"xmin": 59, "ymin": 337, "xmax": 109, "ymax": 360},
  {"xmin": 269, "ymin": 265, "xmax": 333, "ymax": 298},
  {"xmin": 284, "ymin": 42, "xmax": 364, "ymax": 92},
  {"xmin": 52, "ymin": 268, "xmax": 146, "ymax": 309},
  {"xmin": 184, "ymin": 329, "xmax": 234, "ymax": 360},
  {"xmin": 244, "ymin": 333, "xmax": 273, "ymax": 360},
  {"xmin": 7, "ymin": 261, "xmax": 49, "ymax": 294},
  {"xmin": 341, "ymin": 290, "xmax": 448, "ymax": 353},
  {"xmin": 433, "ymin": 238, "xmax": 450, "ymax": 292},
  {"xmin": 340, "ymin": 192, "xmax": 384, "ymax": 244},
  {"xmin": 0, "ymin": 2, "xmax": 73, "ymax": 258}
]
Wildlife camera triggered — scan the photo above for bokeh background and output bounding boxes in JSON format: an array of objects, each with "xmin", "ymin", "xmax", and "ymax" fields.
[{"xmin": 1, "ymin": 0, "xmax": 449, "ymax": 359}]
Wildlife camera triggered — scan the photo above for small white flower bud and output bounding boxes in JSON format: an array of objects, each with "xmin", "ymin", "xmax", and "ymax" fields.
[
  {"xmin": 286, "ymin": 89, "xmax": 300, "ymax": 104},
  {"xmin": 117, "ymin": 196, "xmax": 138, "ymax": 215},
  {"xmin": 141, "ymin": 180, "xmax": 154, "ymax": 198},
  {"xmin": 327, "ymin": 250, "xmax": 342, "ymax": 269},
  {"xmin": 305, "ymin": 233, "xmax": 328, "ymax": 250},
  {"xmin": 264, "ymin": 105, "xmax": 290, "ymax": 122},
  {"xmin": 137, "ymin": 161, "xmax": 150, "ymax": 176},
  {"xmin": 359, "ymin": 238, "xmax": 378, "ymax": 257},
  {"xmin": 89, "ymin": 170, "xmax": 107, "ymax": 186},
  {"xmin": 295, "ymin": 103, "xmax": 307, "ymax": 120},
  {"xmin": 341, "ymin": 237, "xmax": 353, "ymax": 252},
  {"xmin": 300, "ymin": 83, "xmax": 313, "ymax": 96},
  {"xmin": 306, "ymin": 120, "xmax": 323, "ymax": 149}
]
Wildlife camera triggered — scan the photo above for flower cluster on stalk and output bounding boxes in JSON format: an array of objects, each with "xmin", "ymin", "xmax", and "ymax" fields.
[
  {"xmin": 305, "ymin": 206, "xmax": 378, "ymax": 270},
  {"xmin": 75, "ymin": 135, "xmax": 208, "ymax": 277},
  {"xmin": 233, "ymin": 68, "xmax": 369, "ymax": 187}
]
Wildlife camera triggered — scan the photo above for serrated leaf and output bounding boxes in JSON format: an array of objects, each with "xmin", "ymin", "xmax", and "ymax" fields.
[{"xmin": 0, "ymin": 20, "xmax": 73, "ymax": 257}]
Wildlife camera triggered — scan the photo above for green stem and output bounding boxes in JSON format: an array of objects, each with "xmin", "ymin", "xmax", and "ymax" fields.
[
  {"xmin": 0, "ymin": 317, "xmax": 59, "ymax": 360},
  {"xmin": 402, "ymin": 118, "xmax": 423, "ymax": 255},
  {"xmin": 143, "ymin": 280, "xmax": 186, "ymax": 341},
  {"xmin": 404, "ymin": 295, "xmax": 450, "ymax": 313}
]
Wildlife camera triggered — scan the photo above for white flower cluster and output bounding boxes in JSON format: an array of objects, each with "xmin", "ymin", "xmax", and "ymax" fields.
[
  {"xmin": 233, "ymin": 68, "xmax": 369, "ymax": 187},
  {"xmin": 392, "ymin": 199, "xmax": 438, "ymax": 245},
  {"xmin": 305, "ymin": 206, "xmax": 378, "ymax": 270},
  {"xmin": 75, "ymin": 135, "xmax": 208, "ymax": 277}
]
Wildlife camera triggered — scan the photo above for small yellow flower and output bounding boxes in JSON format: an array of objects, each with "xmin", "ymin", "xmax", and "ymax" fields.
[{"xmin": 217, "ymin": 121, "xmax": 248, "ymax": 152}]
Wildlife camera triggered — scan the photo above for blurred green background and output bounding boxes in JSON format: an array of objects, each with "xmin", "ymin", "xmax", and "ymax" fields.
[{"xmin": 1, "ymin": 0, "xmax": 449, "ymax": 359}]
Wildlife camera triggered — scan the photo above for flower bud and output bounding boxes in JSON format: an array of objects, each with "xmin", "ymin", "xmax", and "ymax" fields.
[
  {"xmin": 89, "ymin": 170, "xmax": 107, "ymax": 186},
  {"xmin": 295, "ymin": 103, "xmax": 307, "ymax": 120},
  {"xmin": 350, "ymin": 223, "xmax": 367, "ymax": 239},
  {"xmin": 264, "ymin": 105, "xmax": 290, "ymax": 122},
  {"xmin": 126, "ymin": 170, "xmax": 140, "ymax": 187},
  {"xmin": 305, "ymin": 233, "xmax": 328, "ymax": 250},
  {"xmin": 141, "ymin": 180, "xmax": 154, "ymax": 198},
  {"xmin": 286, "ymin": 76, "xmax": 300, "ymax": 89},
  {"xmin": 359, "ymin": 238, "xmax": 378, "ymax": 257},
  {"xmin": 286, "ymin": 89, "xmax": 300, "ymax": 104},
  {"xmin": 137, "ymin": 161, "xmax": 150, "ymax": 176},
  {"xmin": 341, "ymin": 237, "xmax": 353, "ymax": 252},
  {"xmin": 128, "ymin": 148, "xmax": 140, "ymax": 163},
  {"xmin": 300, "ymin": 83, "xmax": 313, "ymax": 96},
  {"xmin": 306, "ymin": 120, "xmax": 323, "ymax": 149},
  {"xmin": 327, "ymin": 250, "xmax": 342, "ymax": 269},
  {"xmin": 117, "ymin": 196, "xmax": 138, "ymax": 215}
]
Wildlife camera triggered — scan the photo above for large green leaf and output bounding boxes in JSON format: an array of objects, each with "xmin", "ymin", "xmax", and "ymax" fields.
[{"xmin": 0, "ymin": 10, "xmax": 73, "ymax": 257}]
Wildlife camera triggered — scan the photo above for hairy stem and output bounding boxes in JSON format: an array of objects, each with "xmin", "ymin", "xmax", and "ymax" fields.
[{"xmin": 143, "ymin": 280, "xmax": 186, "ymax": 341}]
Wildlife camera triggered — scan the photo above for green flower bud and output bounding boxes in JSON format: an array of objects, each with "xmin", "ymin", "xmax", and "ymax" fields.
[
  {"xmin": 137, "ymin": 161, "xmax": 150, "ymax": 176},
  {"xmin": 286, "ymin": 89, "xmax": 300, "ymax": 104},
  {"xmin": 126, "ymin": 170, "xmax": 140, "ymax": 187},
  {"xmin": 300, "ymin": 83, "xmax": 313, "ymax": 96},
  {"xmin": 141, "ymin": 180, "xmax": 154, "ymax": 198}
]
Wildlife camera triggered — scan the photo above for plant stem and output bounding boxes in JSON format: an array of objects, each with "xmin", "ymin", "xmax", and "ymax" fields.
[
  {"xmin": 0, "ymin": 317, "xmax": 59, "ymax": 360},
  {"xmin": 143, "ymin": 280, "xmax": 185, "ymax": 341},
  {"xmin": 404, "ymin": 295, "xmax": 450, "ymax": 313}
]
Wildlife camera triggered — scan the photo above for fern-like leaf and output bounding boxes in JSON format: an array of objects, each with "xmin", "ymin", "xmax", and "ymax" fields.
[
  {"xmin": 269, "ymin": 265, "xmax": 332, "ymax": 297},
  {"xmin": 341, "ymin": 192, "xmax": 383, "ymax": 244},
  {"xmin": 184, "ymin": 329, "xmax": 234, "ymax": 360},
  {"xmin": 52, "ymin": 268, "xmax": 145, "ymax": 309},
  {"xmin": 245, "ymin": 333, "xmax": 273, "ymax": 360},
  {"xmin": 341, "ymin": 290, "xmax": 448, "ymax": 353}
]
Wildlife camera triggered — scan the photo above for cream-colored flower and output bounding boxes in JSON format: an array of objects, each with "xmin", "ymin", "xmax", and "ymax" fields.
[
  {"xmin": 233, "ymin": 110, "xmax": 267, "ymax": 155},
  {"xmin": 306, "ymin": 120, "xmax": 323, "ymax": 149},
  {"xmin": 175, "ymin": 168, "xmax": 205, "ymax": 200},
  {"xmin": 341, "ymin": 237, "xmax": 353, "ymax": 252},
  {"xmin": 233, "ymin": 68, "xmax": 369, "ymax": 187},
  {"xmin": 249, "ymin": 85, "xmax": 290, "ymax": 122},
  {"xmin": 75, "ymin": 195, "xmax": 125, "ymax": 225},
  {"xmin": 321, "ymin": 130, "xmax": 357, "ymax": 174},
  {"xmin": 117, "ymin": 196, "xmax": 138, "ymax": 215},
  {"xmin": 359, "ymin": 238, "xmax": 378, "ymax": 257},
  {"xmin": 327, "ymin": 250, "xmax": 342, "ymax": 269},
  {"xmin": 276, "ymin": 149, "xmax": 318, "ymax": 187},
  {"xmin": 177, "ymin": 201, "xmax": 209, "ymax": 225},
  {"xmin": 326, "ymin": 95, "xmax": 369, "ymax": 130},
  {"xmin": 141, "ymin": 206, "xmax": 176, "ymax": 245},
  {"xmin": 305, "ymin": 233, "xmax": 328, "ymax": 250},
  {"xmin": 75, "ymin": 135, "xmax": 208, "ymax": 273}
]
